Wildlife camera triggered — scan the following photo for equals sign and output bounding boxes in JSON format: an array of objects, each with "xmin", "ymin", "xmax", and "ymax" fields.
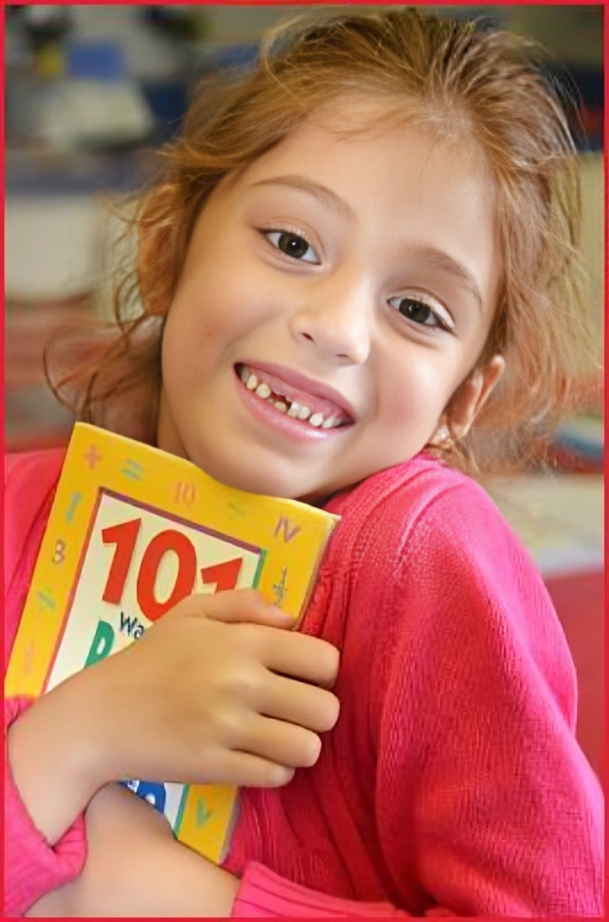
[
  {"xmin": 37, "ymin": 588, "xmax": 56, "ymax": 611},
  {"xmin": 122, "ymin": 459, "xmax": 145, "ymax": 481},
  {"xmin": 65, "ymin": 492, "xmax": 82, "ymax": 523}
]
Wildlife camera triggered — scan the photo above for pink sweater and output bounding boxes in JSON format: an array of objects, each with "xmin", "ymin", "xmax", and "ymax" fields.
[{"xmin": 4, "ymin": 449, "xmax": 603, "ymax": 916}]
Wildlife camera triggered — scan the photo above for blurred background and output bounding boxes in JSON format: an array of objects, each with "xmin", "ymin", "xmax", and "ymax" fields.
[{"xmin": 4, "ymin": 4, "xmax": 604, "ymax": 777}]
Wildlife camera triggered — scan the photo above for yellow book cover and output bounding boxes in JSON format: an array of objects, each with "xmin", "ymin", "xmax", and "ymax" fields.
[{"xmin": 6, "ymin": 422, "xmax": 339, "ymax": 864}]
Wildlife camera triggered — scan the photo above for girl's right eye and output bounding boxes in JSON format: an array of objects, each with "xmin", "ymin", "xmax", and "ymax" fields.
[{"xmin": 264, "ymin": 230, "xmax": 320, "ymax": 264}]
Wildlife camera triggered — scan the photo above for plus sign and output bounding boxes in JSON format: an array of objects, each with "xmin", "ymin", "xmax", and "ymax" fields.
[{"xmin": 84, "ymin": 445, "xmax": 102, "ymax": 470}]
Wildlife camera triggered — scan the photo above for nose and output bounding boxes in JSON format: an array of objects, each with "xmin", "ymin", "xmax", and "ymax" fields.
[{"xmin": 289, "ymin": 273, "xmax": 373, "ymax": 365}]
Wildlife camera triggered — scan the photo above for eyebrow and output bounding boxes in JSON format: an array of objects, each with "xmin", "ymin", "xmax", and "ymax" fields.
[
  {"xmin": 250, "ymin": 176, "xmax": 356, "ymax": 223},
  {"xmin": 250, "ymin": 177, "xmax": 484, "ymax": 311},
  {"xmin": 411, "ymin": 245, "xmax": 483, "ymax": 312}
]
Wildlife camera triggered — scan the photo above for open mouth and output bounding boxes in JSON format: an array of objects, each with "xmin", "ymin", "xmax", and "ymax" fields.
[{"xmin": 236, "ymin": 363, "xmax": 352, "ymax": 431}]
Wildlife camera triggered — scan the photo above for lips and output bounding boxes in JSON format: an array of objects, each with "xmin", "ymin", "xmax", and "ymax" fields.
[{"xmin": 236, "ymin": 362, "xmax": 355, "ymax": 429}]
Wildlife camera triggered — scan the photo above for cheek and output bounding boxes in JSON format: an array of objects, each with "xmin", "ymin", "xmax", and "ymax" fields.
[
  {"xmin": 167, "ymin": 285, "xmax": 233, "ymax": 348},
  {"xmin": 376, "ymin": 352, "xmax": 453, "ymax": 431},
  {"xmin": 164, "ymin": 277, "xmax": 274, "ymax": 377}
]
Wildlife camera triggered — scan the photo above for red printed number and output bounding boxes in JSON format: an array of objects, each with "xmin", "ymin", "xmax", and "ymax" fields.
[
  {"xmin": 200, "ymin": 558, "xmax": 244, "ymax": 593},
  {"xmin": 101, "ymin": 518, "xmax": 243, "ymax": 622}
]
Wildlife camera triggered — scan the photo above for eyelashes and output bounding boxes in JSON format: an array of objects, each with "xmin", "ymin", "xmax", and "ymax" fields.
[
  {"xmin": 259, "ymin": 226, "xmax": 454, "ymax": 333},
  {"xmin": 388, "ymin": 296, "xmax": 453, "ymax": 332},
  {"xmin": 262, "ymin": 229, "xmax": 320, "ymax": 264}
]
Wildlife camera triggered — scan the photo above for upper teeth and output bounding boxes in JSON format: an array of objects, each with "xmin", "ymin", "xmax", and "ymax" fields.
[{"xmin": 239, "ymin": 366, "xmax": 342, "ymax": 430}]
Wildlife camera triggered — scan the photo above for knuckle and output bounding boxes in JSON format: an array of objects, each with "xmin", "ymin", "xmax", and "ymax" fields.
[
  {"xmin": 214, "ymin": 704, "xmax": 247, "ymax": 746},
  {"xmin": 236, "ymin": 588, "xmax": 264, "ymax": 606},
  {"xmin": 236, "ymin": 622, "xmax": 264, "ymax": 652},
  {"xmin": 223, "ymin": 588, "xmax": 264, "ymax": 616},
  {"xmin": 225, "ymin": 663, "xmax": 263, "ymax": 702}
]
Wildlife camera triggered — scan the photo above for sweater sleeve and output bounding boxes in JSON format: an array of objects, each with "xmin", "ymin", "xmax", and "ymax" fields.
[
  {"xmin": 4, "ymin": 697, "xmax": 87, "ymax": 917},
  {"xmin": 233, "ymin": 476, "xmax": 603, "ymax": 917},
  {"xmin": 4, "ymin": 450, "xmax": 88, "ymax": 917},
  {"xmin": 371, "ymin": 481, "xmax": 604, "ymax": 916},
  {"xmin": 233, "ymin": 863, "xmax": 408, "ymax": 916}
]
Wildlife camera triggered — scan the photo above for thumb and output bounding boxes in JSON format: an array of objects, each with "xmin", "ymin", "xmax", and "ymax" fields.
[{"xmin": 185, "ymin": 589, "xmax": 296, "ymax": 629}]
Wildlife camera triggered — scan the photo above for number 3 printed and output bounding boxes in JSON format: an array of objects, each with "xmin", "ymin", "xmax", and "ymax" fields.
[{"xmin": 52, "ymin": 538, "xmax": 66, "ymax": 564}]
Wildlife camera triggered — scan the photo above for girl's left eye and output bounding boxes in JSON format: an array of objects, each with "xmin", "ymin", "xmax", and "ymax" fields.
[
  {"xmin": 389, "ymin": 296, "xmax": 452, "ymax": 332},
  {"xmin": 264, "ymin": 230, "xmax": 320, "ymax": 264}
]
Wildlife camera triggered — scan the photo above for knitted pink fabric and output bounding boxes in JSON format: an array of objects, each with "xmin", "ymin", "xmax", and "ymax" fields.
[
  {"xmin": 4, "ymin": 449, "xmax": 603, "ymax": 916},
  {"xmin": 4, "ymin": 451, "xmax": 88, "ymax": 917},
  {"xmin": 227, "ymin": 458, "xmax": 604, "ymax": 915}
]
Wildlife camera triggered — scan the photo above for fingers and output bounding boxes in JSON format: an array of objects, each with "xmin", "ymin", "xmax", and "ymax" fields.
[
  {"xmin": 260, "ymin": 673, "xmax": 340, "ymax": 734},
  {"xmin": 168, "ymin": 592, "xmax": 340, "ymax": 689},
  {"xmin": 258, "ymin": 629, "xmax": 340, "ymax": 690},
  {"xmin": 209, "ymin": 750, "xmax": 296, "ymax": 789},
  {"xmin": 237, "ymin": 714, "xmax": 323, "ymax": 771},
  {"xmin": 173, "ymin": 590, "xmax": 295, "ymax": 628}
]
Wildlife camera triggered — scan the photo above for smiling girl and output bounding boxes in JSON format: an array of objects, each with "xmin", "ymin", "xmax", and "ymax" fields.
[{"xmin": 5, "ymin": 8, "xmax": 602, "ymax": 917}]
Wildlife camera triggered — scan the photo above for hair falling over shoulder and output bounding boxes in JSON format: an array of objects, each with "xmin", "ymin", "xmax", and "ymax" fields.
[{"xmin": 45, "ymin": 7, "xmax": 598, "ymax": 475}]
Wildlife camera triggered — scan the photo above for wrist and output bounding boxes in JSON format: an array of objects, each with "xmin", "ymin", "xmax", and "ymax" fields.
[{"xmin": 7, "ymin": 674, "xmax": 116, "ymax": 844}]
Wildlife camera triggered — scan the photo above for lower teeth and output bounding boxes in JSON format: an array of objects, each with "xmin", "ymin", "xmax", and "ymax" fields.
[{"xmin": 240, "ymin": 366, "xmax": 339, "ymax": 429}]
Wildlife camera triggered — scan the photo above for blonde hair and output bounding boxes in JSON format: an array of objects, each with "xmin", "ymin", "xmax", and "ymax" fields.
[{"xmin": 48, "ymin": 7, "xmax": 595, "ymax": 473}]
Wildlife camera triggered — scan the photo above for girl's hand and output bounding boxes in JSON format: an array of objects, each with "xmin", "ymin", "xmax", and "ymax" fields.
[
  {"xmin": 27, "ymin": 783, "xmax": 239, "ymax": 917},
  {"xmin": 8, "ymin": 590, "xmax": 339, "ymax": 846},
  {"xmin": 88, "ymin": 589, "xmax": 340, "ymax": 784}
]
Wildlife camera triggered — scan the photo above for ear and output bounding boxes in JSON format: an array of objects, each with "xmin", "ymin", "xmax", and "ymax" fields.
[{"xmin": 444, "ymin": 355, "xmax": 505, "ymax": 441}]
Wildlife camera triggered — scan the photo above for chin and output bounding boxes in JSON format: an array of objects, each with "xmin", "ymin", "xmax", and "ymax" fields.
[{"xmin": 191, "ymin": 454, "xmax": 291, "ymax": 499}]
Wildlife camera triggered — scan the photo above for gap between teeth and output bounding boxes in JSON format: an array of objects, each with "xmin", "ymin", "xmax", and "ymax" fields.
[{"xmin": 240, "ymin": 368, "xmax": 340, "ymax": 429}]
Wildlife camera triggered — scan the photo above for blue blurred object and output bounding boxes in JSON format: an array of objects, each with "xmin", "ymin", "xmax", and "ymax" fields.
[
  {"xmin": 67, "ymin": 41, "xmax": 126, "ymax": 81},
  {"xmin": 208, "ymin": 42, "xmax": 259, "ymax": 73},
  {"xmin": 194, "ymin": 41, "xmax": 259, "ymax": 82},
  {"xmin": 552, "ymin": 416, "xmax": 603, "ymax": 468},
  {"xmin": 140, "ymin": 80, "xmax": 189, "ymax": 142}
]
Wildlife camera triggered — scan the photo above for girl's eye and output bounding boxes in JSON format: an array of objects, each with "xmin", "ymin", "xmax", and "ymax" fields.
[
  {"xmin": 265, "ymin": 230, "xmax": 320, "ymax": 264},
  {"xmin": 389, "ymin": 296, "xmax": 451, "ymax": 332}
]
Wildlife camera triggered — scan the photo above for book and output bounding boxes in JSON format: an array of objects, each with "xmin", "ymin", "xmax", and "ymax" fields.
[{"xmin": 6, "ymin": 422, "xmax": 339, "ymax": 863}]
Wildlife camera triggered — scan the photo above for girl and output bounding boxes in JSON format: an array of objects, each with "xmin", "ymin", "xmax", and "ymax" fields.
[{"xmin": 5, "ymin": 7, "xmax": 603, "ymax": 917}]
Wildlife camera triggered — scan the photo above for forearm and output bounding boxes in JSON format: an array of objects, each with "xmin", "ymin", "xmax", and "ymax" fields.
[
  {"xmin": 28, "ymin": 783, "xmax": 239, "ymax": 919},
  {"xmin": 140, "ymin": 842, "xmax": 240, "ymax": 918},
  {"xmin": 5, "ymin": 697, "xmax": 88, "ymax": 917},
  {"xmin": 7, "ymin": 673, "xmax": 112, "ymax": 847},
  {"xmin": 25, "ymin": 883, "xmax": 72, "ymax": 917}
]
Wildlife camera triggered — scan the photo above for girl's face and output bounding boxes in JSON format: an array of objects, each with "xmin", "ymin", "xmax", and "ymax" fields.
[{"xmin": 158, "ymin": 103, "xmax": 504, "ymax": 501}]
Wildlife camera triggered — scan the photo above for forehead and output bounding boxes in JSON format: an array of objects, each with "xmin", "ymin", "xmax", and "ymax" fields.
[
  {"xmin": 214, "ymin": 90, "xmax": 486, "ymax": 179},
  {"xmin": 228, "ymin": 96, "xmax": 497, "ymax": 228}
]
